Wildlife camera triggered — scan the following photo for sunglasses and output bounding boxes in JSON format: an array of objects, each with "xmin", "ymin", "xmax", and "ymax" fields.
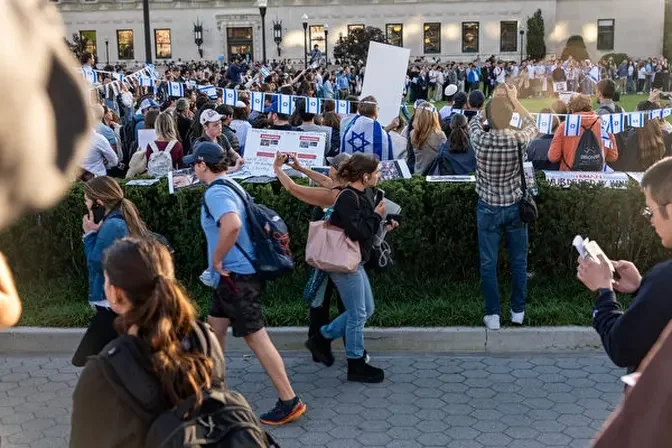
[{"xmin": 642, "ymin": 204, "xmax": 668, "ymax": 222}]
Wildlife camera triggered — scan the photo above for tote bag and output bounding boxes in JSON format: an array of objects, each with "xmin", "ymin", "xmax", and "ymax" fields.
[{"xmin": 305, "ymin": 190, "xmax": 362, "ymax": 273}]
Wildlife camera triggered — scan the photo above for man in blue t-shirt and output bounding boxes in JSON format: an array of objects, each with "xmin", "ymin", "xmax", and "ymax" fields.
[{"xmin": 186, "ymin": 142, "xmax": 306, "ymax": 426}]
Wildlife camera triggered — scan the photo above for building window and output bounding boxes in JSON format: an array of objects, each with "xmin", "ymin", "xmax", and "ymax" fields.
[
  {"xmin": 462, "ymin": 22, "xmax": 480, "ymax": 53},
  {"xmin": 309, "ymin": 25, "xmax": 325, "ymax": 53},
  {"xmin": 117, "ymin": 29, "xmax": 134, "ymax": 60},
  {"xmin": 500, "ymin": 21, "xmax": 518, "ymax": 53},
  {"xmin": 347, "ymin": 24, "xmax": 365, "ymax": 36},
  {"xmin": 423, "ymin": 23, "xmax": 441, "ymax": 54},
  {"xmin": 79, "ymin": 30, "xmax": 97, "ymax": 59},
  {"xmin": 597, "ymin": 19, "xmax": 615, "ymax": 51},
  {"xmin": 154, "ymin": 29, "xmax": 172, "ymax": 59},
  {"xmin": 386, "ymin": 23, "xmax": 403, "ymax": 47}
]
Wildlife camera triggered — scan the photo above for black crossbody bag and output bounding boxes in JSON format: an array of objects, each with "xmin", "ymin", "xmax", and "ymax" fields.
[{"xmin": 518, "ymin": 144, "xmax": 538, "ymax": 224}]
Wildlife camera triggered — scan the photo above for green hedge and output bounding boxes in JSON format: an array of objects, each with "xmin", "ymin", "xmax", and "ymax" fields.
[{"xmin": 0, "ymin": 176, "xmax": 666, "ymax": 287}]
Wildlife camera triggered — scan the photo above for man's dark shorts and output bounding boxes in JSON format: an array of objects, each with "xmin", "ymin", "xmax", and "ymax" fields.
[{"xmin": 210, "ymin": 273, "xmax": 265, "ymax": 337}]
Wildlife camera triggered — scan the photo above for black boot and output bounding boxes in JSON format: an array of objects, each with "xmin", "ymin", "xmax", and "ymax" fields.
[
  {"xmin": 305, "ymin": 331, "xmax": 334, "ymax": 367},
  {"xmin": 347, "ymin": 356, "xmax": 384, "ymax": 383}
]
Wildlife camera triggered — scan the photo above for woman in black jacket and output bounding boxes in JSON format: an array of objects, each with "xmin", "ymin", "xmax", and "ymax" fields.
[{"xmin": 306, "ymin": 154, "xmax": 398, "ymax": 384}]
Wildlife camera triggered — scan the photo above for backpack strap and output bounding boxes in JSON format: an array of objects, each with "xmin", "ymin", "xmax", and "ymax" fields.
[
  {"xmin": 148, "ymin": 141, "xmax": 160, "ymax": 153},
  {"xmin": 164, "ymin": 140, "xmax": 178, "ymax": 153}
]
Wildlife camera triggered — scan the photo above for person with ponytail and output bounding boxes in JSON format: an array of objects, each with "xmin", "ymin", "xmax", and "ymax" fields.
[
  {"xmin": 305, "ymin": 153, "xmax": 399, "ymax": 384},
  {"xmin": 72, "ymin": 176, "xmax": 152, "ymax": 367},
  {"xmin": 71, "ymin": 238, "xmax": 230, "ymax": 447}
]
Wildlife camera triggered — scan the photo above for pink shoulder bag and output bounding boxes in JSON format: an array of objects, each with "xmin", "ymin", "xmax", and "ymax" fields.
[{"xmin": 305, "ymin": 190, "xmax": 362, "ymax": 273}]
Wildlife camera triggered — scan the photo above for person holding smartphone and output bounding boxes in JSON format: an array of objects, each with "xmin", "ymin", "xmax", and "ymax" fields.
[{"xmin": 72, "ymin": 176, "xmax": 153, "ymax": 366}]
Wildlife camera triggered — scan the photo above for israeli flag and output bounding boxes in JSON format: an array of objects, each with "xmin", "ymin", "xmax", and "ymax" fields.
[
  {"xmin": 588, "ymin": 66, "xmax": 600, "ymax": 84},
  {"xmin": 649, "ymin": 109, "xmax": 665, "ymax": 120},
  {"xmin": 336, "ymin": 100, "xmax": 350, "ymax": 115},
  {"xmin": 279, "ymin": 94, "xmax": 294, "ymax": 115},
  {"xmin": 260, "ymin": 66, "xmax": 271, "ymax": 78},
  {"xmin": 81, "ymin": 67, "xmax": 97, "ymax": 84},
  {"xmin": 610, "ymin": 113, "xmax": 625, "ymax": 134},
  {"xmin": 139, "ymin": 76, "xmax": 154, "ymax": 87},
  {"xmin": 112, "ymin": 72, "xmax": 125, "ymax": 83},
  {"xmin": 452, "ymin": 109, "xmax": 464, "ymax": 116},
  {"xmin": 197, "ymin": 85, "xmax": 217, "ymax": 99},
  {"xmin": 663, "ymin": 107, "xmax": 672, "ymax": 119},
  {"xmin": 564, "ymin": 114, "xmax": 582, "ymax": 137},
  {"xmin": 167, "ymin": 82, "xmax": 184, "ymax": 97},
  {"xmin": 601, "ymin": 125, "xmax": 613, "ymax": 149},
  {"xmin": 251, "ymin": 92, "xmax": 265, "ymax": 112},
  {"xmin": 536, "ymin": 113, "xmax": 554, "ymax": 135},
  {"xmin": 509, "ymin": 113, "xmax": 522, "ymax": 128},
  {"xmin": 341, "ymin": 115, "xmax": 394, "ymax": 161},
  {"xmin": 629, "ymin": 112, "xmax": 645, "ymax": 128},
  {"xmin": 145, "ymin": 64, "xmax": 159, "ymax": 80},
  {"xmin": 306, "ymin": 97, "xmax": 322, "ymax": 114},
  {"xmin": 224, "ymin": 89, "xmax": 238, "ymax": 106}
]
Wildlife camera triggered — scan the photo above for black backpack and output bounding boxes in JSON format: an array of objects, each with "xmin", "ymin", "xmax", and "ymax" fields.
[
  {"xmin": 202, "ymin": 179, "xmax": 294, "ymax": 280},
  {"xmin": 97, "ymin": 321, "xmax": 278, "ymax": 448},
  {"xmin": 571, "ymin": 119, "xmax": 604, "ymax": 171}
]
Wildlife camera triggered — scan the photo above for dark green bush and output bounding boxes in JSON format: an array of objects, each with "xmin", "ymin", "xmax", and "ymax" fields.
[{"xmin": 0, "ymin": 177, "xmax": 667, "ymax": 291}]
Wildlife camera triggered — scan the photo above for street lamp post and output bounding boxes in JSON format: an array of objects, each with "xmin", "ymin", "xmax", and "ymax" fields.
[
  {"xmin": 258, "ymin": 0, "xmax": 268, "ymax": 63},
  {"xmin": 324, "ymin": 23, "xmax": 329, "ymax": 66},
  {"xmin": 273, "ymin": 20, "xmax": 283, "ymax": 57},
  {"xmin": 194, "ymin": 20, "xmax": 204, "ymax": 58},
  {"xmin": 302, "ymin": 14, "xmax": 308, "ymax": 69},
  {"xmin": 519, "ymin": 28, "xmax": 525, "ymax": 63},
  {"xmin": 142, "ymin": 0, "xmax": 152, "ymax": 63},
  {"xmin": 105, "ymin": 38, "xmax": 110, "ymax": 65}
]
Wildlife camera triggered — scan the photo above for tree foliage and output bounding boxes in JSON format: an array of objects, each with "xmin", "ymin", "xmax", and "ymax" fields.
[
  {"xmin": 561, "ymin": 35, "xmax": 591, "ymax": 62},
  {"xmin": 526, "ymin": 9, "xmax": 547, "ymax": 60},
  {"xmin": 333, "ymin": 26, "xmax": 387, "ymax": 64},
  {"xmin": 65, "ymin": 33, "xmax": 89, "ymax": 60}
]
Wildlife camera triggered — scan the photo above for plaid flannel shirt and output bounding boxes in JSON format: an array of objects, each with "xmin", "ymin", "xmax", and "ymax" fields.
[{"xmin": 469, "ymin": 114, "xmax": 538, "ymax": 207}]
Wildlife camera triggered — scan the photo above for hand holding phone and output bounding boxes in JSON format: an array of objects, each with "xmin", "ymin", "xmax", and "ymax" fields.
[{"xmin": 374, "ymin": 189, "xmax": 385, "ymax": 206}]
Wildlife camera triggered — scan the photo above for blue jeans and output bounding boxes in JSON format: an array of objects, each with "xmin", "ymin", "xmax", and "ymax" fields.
[
  {"xmin": 477, "ymin": 200, "xmax": 529, "ymax": 316},
  {"xmin": 320, "ymin": 265, "xmax": 374, "ymax": 359}
]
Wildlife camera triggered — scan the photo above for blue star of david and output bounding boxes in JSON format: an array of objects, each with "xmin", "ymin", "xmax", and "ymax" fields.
[{"xmin": 348, "ymin": 131, "xmax": 370, "ymax": 153}]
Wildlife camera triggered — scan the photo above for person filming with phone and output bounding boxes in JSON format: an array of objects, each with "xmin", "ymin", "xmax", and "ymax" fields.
[
  {"xmin": 577, "ymin": 157, "xmax": 672, "ymax": 372},
  {"xmin": 72, "ymin": 176, "xmax": 154, "ymax": 367}
]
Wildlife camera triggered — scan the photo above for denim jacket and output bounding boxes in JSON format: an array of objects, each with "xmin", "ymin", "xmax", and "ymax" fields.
[{"xmin": 84, "ymin": 210, "xmax": 128, "ymax": 303}]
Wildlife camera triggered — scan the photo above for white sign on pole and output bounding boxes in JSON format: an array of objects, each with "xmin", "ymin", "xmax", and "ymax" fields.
[
  {"xmin": 543, "ymin": 171, "xmax": 629, "ymax": 189},
  {"xmin": 360, "ymin": 42, "xmax": 410, "ymax": 127},
  {"xmin": 137, "ymin": 129, "xmax": 157, "ymax": 153},
  {"xmin": 243, "ymin": 128, "xmax": 326, "ymax": 177}
]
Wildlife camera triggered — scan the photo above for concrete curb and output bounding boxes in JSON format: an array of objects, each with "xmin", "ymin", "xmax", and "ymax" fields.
[{"xmin": 0, "ymin": 326, "xmax": 602, "ymax": 354}]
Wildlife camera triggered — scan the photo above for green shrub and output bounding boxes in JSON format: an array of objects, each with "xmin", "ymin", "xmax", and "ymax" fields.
[{"xmin": 0, "ymin": 177, "xmax": 667, "ymax": 289}]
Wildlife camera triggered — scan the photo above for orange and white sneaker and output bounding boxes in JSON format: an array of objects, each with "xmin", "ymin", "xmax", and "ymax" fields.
[{"xmin": 259, "ymin": 397, "xmax": 306, "ymax": 426}]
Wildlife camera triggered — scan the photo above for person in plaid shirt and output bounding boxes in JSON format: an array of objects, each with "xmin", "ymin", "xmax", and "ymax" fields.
[{"xmin": 469, "ymin": 84, "xmax": 538, "ymax": 330}]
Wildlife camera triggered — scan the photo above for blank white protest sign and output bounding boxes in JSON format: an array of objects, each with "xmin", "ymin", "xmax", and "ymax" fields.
[{"xmin": 360, "ymin": 42, "xmax": 410, "ymax": 128}]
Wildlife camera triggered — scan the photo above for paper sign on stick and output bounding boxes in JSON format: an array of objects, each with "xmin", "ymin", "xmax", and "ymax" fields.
[{"xmin": 243, "ymin": 129, "xmax": 326, "ymax": 177}]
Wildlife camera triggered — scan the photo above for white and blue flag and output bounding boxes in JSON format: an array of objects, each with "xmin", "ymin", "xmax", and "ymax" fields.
[
  {"xmin": 167, "ymin": 82, "xmax": 184, "ymax": 97},
  {"xmin": 341, "ymin": 115, "xmax": 394, "ymax": 161},
  {"xmin": 336, "ymin": 100, "xmax": 350, "ymax": 115},
  {"xmin": 260, "ymin": 66, "xmax": 271, "ymax": 78},
  {"xmin": 139, "ymin": 76, "xmax": 155, "ymax": 88},
  {"xmin": 536, "ymin": 113, "xmax": 554, "ymax": 135},
  {"xmin": 197, "ymin": 85, "xmax": 217, "ymax": 99},
  {"xmin": 564, "ymin": 114, "xmax": 582, "ymax": 137},
  {"xmin": 279, "ymin": 94, "xmax": 294, "ymax": 115},
  {"xmin": 81, "ymin": 66, "xmax": 97, "ymax": 84},
  {"xmin": 112, "ymin": 72, "xmax": 125, "ymax": 83},
  {"xmin": 145, "ymin": 64, "xmax": 159, "ymax": 80},
  {"xmin": 663, "ymin": 107, "xmax": 672, "ymax": 119},
  {"xmin": 610, "ymin": 113, "xmax": 625, "ymax": 134},
  {"xmin": 224, "ymin": 89, "xmax": 238, "ymax": 106},
  {"xmin": 629, "ymin": 111, "xmax": 645, "ymax": 128},
  {"xmin": 306, "ymin": 97, "xmax": 322, "ymax": 115},
  {"xmin": 251, "ymin": 92, "xmax": 265, "ymax": 112}
]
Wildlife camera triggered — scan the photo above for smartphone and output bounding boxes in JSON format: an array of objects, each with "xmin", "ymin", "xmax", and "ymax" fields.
[
  {"xmin": 91, "ymin": 203, "xmax": 106, "ymax": 224},
  {"xmin": 374, "ymin": 189, "xmax": 385, "ymax": 206}
]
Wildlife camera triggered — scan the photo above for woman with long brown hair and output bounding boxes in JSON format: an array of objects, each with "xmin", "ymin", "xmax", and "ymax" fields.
[
  {"xmin": 612, "ymin": 101, "xmax": 671, "ymax": 171},
  {"xmin": 72, "ymin": 176, "xmax": 151, "ymax": 366},
  {"xmin": 70, "ymin": 238, "xmax": 232, "ymax": 447},
  {"xmin": 410, "ymin": 102, "xmax": 447, "ymax": 175}
]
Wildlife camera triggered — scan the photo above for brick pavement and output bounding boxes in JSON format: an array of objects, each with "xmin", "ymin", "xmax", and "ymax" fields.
[{"xmin": 0, "ymin": 353, "xmax": 623, "ymax": 448}]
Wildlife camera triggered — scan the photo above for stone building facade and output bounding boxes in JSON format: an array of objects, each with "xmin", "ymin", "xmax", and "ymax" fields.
[{"xmin": 53, "ymin": 0, "xmax": 666, "ymax": 65}]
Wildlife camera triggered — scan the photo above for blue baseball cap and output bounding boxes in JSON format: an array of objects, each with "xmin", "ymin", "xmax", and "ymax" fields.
[
  {"xmin": 183, "ymin": 141, "xmax": 227, "ymax": 165},
  {"xmin": 139, "ymin": 98, "xmax": 159, "ymax": 111}
]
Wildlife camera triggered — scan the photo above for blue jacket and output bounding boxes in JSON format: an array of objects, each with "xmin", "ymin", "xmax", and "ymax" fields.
[
  {"xmin": 84, "ymin": 210, "xmax": 128, "ymax": 303},
  {"xmin": 133, "ymin": 113, "xmax": 145, "ymax": 142}
]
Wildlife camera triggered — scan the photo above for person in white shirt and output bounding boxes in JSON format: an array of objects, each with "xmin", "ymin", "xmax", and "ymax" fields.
[
  {"xmin": 428, "ymin": 66, "xmax": 439, "ymax": 103},
  {"xmin": 495, "ymin": 61, "xmax": 506, "ymax": 85},
  {"xmin": 434, "ymin": 68, "xmax": 445, "ymax": 102},
  {"xmin": 81, "ymin": 126, "xmax": 119, "ymax": 178},
  {"xmin": 439, "ymin": 84, "xmax": 458, "ymax": 121}
]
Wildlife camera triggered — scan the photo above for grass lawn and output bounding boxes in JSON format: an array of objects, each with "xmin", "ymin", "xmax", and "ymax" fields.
[{"xmin": 16, "ymin": 273, "xmax": 633, "ymax": 328}]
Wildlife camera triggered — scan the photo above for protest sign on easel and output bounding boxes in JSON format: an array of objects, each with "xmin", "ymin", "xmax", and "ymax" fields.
[
  {"xmin": 543, "ymin": 171, "xmax": 629, "ymax": 189},
  {"xmin": 361, "ymin": 42, "xmax": 410, "ymax": 127},
  {"xmin": 243, "ymin": 128, "xmax": 326, "ymax": 177}
]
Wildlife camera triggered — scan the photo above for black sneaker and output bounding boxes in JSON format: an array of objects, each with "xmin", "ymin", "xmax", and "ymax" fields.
[
  {"xmin": 305, "ymin": 332, "xmax": 334, "ymax": 367},
  {"xmin": 260, "ymin": 397, "xmax": 306, "ymax": 426},
  {"xmin": 347, "ymin": 356, "xmax": 384, "ymax": 383}
]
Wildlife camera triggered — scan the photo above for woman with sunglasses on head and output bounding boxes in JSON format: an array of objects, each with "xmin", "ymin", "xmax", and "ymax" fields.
[{"xmin": 72, "ymin": 176, "xmax": 152, "ymax": 367}]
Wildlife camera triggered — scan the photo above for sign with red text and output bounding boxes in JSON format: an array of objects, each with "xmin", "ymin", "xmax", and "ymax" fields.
[{"xmin": 243, "ymin": 128, "xmax": 326, "ymax": 177}]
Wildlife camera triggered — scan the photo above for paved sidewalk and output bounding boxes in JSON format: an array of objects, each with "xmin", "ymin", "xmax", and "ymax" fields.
[{"xmin": 0, "ymin": 353, "xmax": 623, "ymax": 448}]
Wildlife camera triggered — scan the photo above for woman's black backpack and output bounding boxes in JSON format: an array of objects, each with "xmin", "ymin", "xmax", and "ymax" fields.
[{"xmin": 97, "ymin": 321, "xmax": 278, "ymax": 448}]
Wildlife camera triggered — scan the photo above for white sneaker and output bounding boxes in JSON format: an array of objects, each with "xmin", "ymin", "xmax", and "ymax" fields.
[
  {"xmin": 511, "ymin": 311, "xmax": 525, "ymax": 325},
  {"xmin": 483, "ymin": 315, "xmax": 501, "ymax": 330}
]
